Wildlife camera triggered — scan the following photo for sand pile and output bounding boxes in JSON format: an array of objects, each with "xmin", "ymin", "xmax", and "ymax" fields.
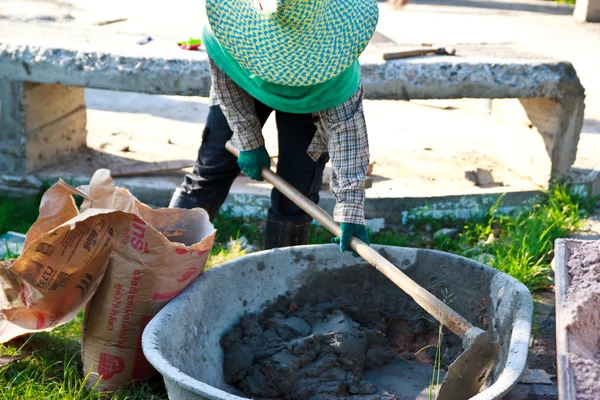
[{"xmin": 564, "ymin": 241, "xmax": 600, "ymax": 399}]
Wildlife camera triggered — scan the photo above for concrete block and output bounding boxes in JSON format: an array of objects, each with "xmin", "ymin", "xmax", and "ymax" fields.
[
  {"xmin": 574, "ymin": 0, "xmax": 600, "ymax": 22},
  {"xmin": 0, "ymin": 80, "xmax": 87, "ymax": 175},
  {"xmin": 522, "ymin": 97, "xmax": 584, "ymax": 183},
  {"xmin": 490, "ymin": 96, "xmax": 584, "ymax": 187}
]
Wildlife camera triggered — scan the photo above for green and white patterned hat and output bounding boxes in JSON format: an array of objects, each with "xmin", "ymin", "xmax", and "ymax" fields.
[{"xmin": 205, "ymin": 0, "xmax": 379, "ymax": 87}]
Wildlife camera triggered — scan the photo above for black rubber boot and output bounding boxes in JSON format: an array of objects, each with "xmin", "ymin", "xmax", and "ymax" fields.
[
  {"xmin": 264, "ymin": 213, "xmax": 312, "ymax": 250},
  {"xmin": 168, "ymin": 188, "xmax": 221, "ymax": 221}
]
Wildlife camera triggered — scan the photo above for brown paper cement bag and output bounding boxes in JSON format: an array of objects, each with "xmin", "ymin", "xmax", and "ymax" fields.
[
  {"xmin": 0, "ymin": 169, "xmax": 216, "ymax": 391},
  {"xmin": 78, "ymin": 170, "xmax": 215, "ymax": 391},
  {"xmin": 0, "ymin": 182, "xmax": 121, "ymax": 341}
]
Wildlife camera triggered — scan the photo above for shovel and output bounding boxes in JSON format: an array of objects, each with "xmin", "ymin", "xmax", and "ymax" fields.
[{"xmin": 226, "ymin": 141, "xmax": 499, "ymax": 400}]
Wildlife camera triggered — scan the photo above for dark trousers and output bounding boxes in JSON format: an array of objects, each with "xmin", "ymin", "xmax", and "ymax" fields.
[{"xmin": 180, "ymin": 100, "xmax": 328, "ymax": 222}]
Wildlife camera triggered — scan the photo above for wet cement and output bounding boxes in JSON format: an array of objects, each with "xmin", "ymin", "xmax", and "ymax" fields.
[
  {"xmin": 221, "ymin": 307, "xmax": 396, "ymax": 399},
  {"xmin": 220, "ymin": 261, "xmax": 466, "ymax": 400}
]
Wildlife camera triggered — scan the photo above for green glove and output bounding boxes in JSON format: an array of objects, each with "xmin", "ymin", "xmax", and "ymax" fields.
[
  {"xmin": 332, "ymin": 222, "xmax": 370, "ymax": 257},
  {"xmin": 237, "ymin": 146, "xmax": 270, "ymax": 181}
]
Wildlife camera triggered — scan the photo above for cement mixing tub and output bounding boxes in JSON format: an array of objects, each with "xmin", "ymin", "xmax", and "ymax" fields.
[{"xmin": 142, "ymin": 245, "xmax": 533, "ymax": 400}]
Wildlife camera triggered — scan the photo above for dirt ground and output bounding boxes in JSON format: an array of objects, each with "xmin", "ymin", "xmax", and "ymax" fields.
[{"xmin": 5, "ymin": 0, "xmax": 600, "ymax": 199}]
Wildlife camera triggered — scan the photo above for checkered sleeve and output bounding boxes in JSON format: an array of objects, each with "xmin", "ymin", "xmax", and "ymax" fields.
[
  {"xmin": 208, "ymin": 58, "xmax": 264, "ymax": 151},
  {"xmin": 321, "ymin": 84, "xmax": 369, "ymax": 226}
]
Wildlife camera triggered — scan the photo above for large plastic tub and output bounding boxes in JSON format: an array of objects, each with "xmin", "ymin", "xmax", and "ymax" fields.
[{"xmin": 142, "ymin": 245, "xmax": 533, "ymax": 400}]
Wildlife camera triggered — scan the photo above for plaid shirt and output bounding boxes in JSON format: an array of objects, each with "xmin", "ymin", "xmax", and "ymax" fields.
[{"xmin": 208, "ymin": 59, "xmax": 369, "ymax": 225}]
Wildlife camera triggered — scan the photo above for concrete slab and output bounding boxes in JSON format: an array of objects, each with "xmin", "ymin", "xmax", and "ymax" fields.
[
  {"xmin": 0, "ymin": 21, "xmax": 582, "ymax": 101},
  {"xmin": 569, "ymin": 214, "xmax": 600, "ymax": 240}
]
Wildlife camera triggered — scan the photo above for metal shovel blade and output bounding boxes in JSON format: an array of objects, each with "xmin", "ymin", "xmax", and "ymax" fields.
[{"xmin": 436, "ymin": 332, "xmax": 500, "ymax": 400}]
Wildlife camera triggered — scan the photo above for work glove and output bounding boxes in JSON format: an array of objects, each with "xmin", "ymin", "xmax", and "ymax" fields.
[
  {"xmin": 332, "ymin": 223, "xmax": 370, "ymax": 257},
  {"xmin": 237, "ymin": 146, "xmax": 270, "ymax": 181}
]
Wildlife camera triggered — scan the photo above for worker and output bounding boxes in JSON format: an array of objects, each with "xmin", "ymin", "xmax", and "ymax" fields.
[{"xmin": 169, "ymin": 0, "xmax": 378, "ymax": 255}]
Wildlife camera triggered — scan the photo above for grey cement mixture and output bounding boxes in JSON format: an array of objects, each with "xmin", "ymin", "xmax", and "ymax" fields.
[
  {"xmin": 221, "ymin": 298, "xmax": 463, "ymax": 400},
  {"xmin": 221, "ymin": 307, "xmax": 396, "ymax": 399},
  {"xmin": 565, "ymin": 241, "xmax": 600, "ymax": 399}
]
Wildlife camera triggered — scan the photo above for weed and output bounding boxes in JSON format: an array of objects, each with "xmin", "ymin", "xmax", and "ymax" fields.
[
  {"xmin": 206, "ymin": 240, "xmax": 248, "ymax": 269},
  {"xmin": 453, "ymin": 185, "xmax": 595, "ymax": 290},
  {"xmin": 415, "ymin": 289, "xmax": 455, "ymax": 399},
  {"xmin": 1, "ymin": 243, "xmax": 19, "ymax": 261}
]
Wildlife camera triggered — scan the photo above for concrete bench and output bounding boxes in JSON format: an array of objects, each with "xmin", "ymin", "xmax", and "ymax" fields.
[{"xmin": 0, "ymin": 31, "xmax": 585, "ymax": 192}]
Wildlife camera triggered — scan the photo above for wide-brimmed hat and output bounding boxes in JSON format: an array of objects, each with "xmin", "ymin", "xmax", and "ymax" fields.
[{"xmin": 205, "ymin": 0, "xmax": 379, "ymax": 87}]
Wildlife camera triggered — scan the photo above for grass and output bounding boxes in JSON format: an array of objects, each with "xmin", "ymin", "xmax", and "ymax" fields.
[
  {"xmin": 446, "ymin": 185, "xmax": 595, "ymax": 290},
  {"xmin": 0, "ymin": 312, "xmax": 166, "ymax": 399},
  {"xmin": 412, "ymin": 289, "xmax": 455, "ymax": 400},
  {"xmin": 0, "ymin": 196, "xmax": 41, "ymax": 235},
  {"xmin": 0, "ymin": 183, "xmax": 596, "ymax": 398}
]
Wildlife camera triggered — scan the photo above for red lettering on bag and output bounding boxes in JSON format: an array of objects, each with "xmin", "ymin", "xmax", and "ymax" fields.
[
  {"xmin": 98, "ymin": 353, "xmax": 125, "ymax": 380},
  {"xmin": 32, "ymin": 310, "xmax": 46, "ymax": 329},
  {"xmin": 20, "ymin": 283, "xmax": 31, "ymax": 307},
  {"xmin": 152, "ymin": 290, "xmax": 181, "ymax": 301},
  {"xmin": 129, "ymin": 217, "xmax": 149, "ymax": 253},
  {"xmin": 177, "ymin": 267, "xmax": 200, "ymax": 283}
]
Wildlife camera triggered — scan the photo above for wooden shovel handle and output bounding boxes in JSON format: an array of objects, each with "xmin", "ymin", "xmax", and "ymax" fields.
[
  {"xmin": 226, "ymin": 141, "xmax": 474, "ymax": 338},
  {"xmin": 383, "ymin": 49, "xmax": 437, "ymax": 60}
]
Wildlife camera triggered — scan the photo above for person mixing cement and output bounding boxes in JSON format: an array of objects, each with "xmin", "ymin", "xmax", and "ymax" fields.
[{"xmin": 169, "ymin": 0, "xmax": 378, "ymax": 253}]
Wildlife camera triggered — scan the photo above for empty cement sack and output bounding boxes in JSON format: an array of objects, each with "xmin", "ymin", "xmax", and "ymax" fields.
[
  {"xmin": 0, "ymin": 169, "xmax": 215, "ymax": 392},
  {"xmin": 0, "ymin": 181, "xmax": 119, "ymax": 342},
  {"xmin": 77, "ymin": 170, "xmax": 215, "ymax": 391}
]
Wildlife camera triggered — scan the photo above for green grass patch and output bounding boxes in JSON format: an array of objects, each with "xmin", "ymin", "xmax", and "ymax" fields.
[
  {"xmin": 450, "ymin": 185, "xmax": 595, "ymax": 290},
  {"xmin": 0, "ymin": 184, "xmax": 595, "ymax": 398},
  {"xmin": 0, "ymin": 311, "xmax": 167, "ymax": 399},
  {"xmin": 0, "ymin": 196, "xmax": 41, "ymax": 236}
]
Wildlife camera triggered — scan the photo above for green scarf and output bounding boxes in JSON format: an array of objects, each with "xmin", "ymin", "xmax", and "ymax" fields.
[{"xmin": 201, "ymin": 25, "xmax": 361, "ymax": 114}]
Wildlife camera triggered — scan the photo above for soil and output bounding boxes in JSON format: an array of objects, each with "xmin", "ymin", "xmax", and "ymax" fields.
[
  {"xmin": 564, "ymin": 241, "xmax": 600, "ymax": 399},
  {"xmin": 220, "ymin": 268, "xmax": 464, "ymax": 400}
]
